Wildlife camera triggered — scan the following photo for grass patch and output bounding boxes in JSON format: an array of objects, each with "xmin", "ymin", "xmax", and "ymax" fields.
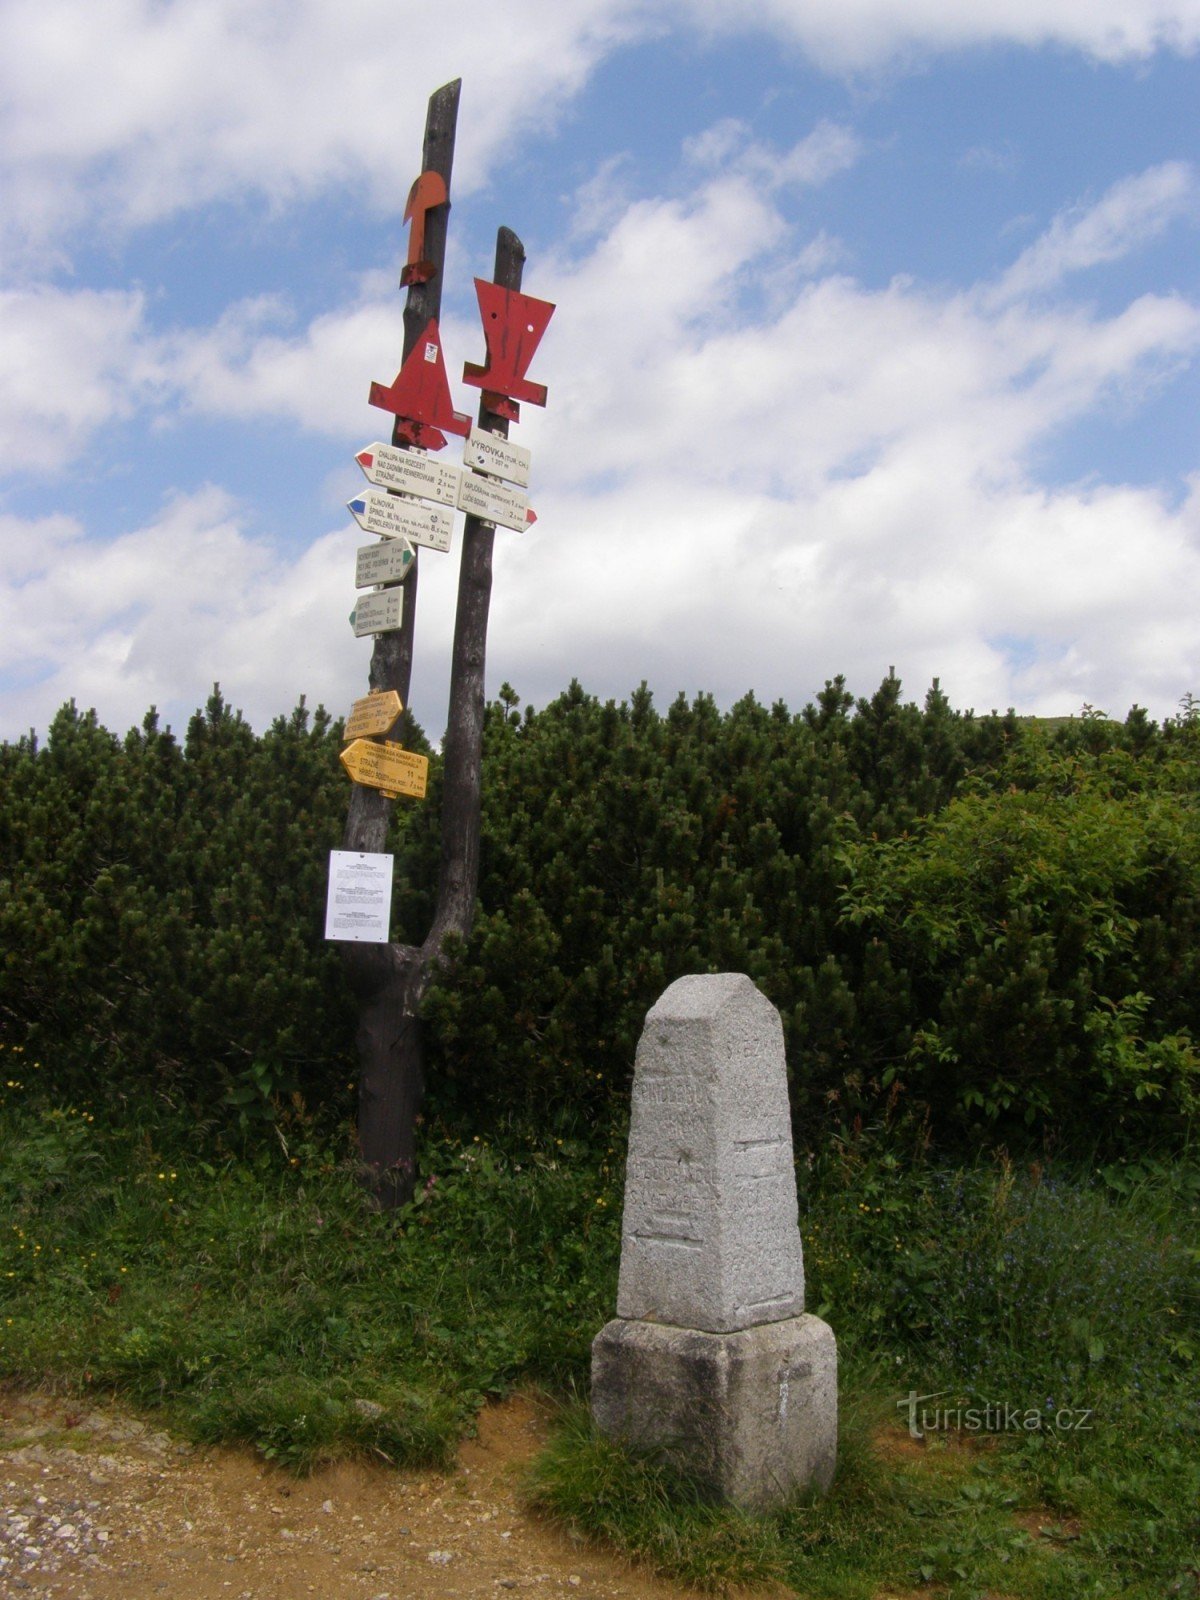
[
  {"xmin": 528, "ymin": 1142, "xmax": 1198, "ymax": 1598},
  {"xmin": 525, "ymin": 1404, "xmax": 791, "ymax": 1592},
  {"xmin": 0, "ymin": 1092, "xmax": 622, "ymax": 1470},
  {"xmin": 1, "ymin": 1084, "xmax": 1197, "ymax": 1595}
]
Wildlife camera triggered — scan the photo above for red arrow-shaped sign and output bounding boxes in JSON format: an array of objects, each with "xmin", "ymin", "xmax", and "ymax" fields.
[
  {"xmin": 400, "ymin": 170, "xmax": 448, "ymax": 287},
  {"xmin": 463, "ymin": 279, "xmax": 555, "ymax": 417},
  {"xmin": 369, "ymin": 318, "xmax": 470, "ymax": 451}
]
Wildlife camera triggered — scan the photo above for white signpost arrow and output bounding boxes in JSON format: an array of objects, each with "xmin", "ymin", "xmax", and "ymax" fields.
[
  {"xmin": 352, "ymin": 589, "xmax": 404, "ymax": 637},
  {"xmin": 356, "ymin": 538, "xmax": 416, "ymax": 589},
  {"xmin": 463, "ymin": 424, "xmax": 532, "ymax": 488},
  {"xmin": 355, "ymin": 441, "xmax": 462, "ymax": 505},
  {"xmin": 456, "ymin": 470, "xmax": 535, "ymax": 533},
  {"xmin": 347, "ymin": 491, "xmax": 453, "ymax": 553}
]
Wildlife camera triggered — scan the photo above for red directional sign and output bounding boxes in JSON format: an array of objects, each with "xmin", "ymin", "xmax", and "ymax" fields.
[
  {"xmin": 370, "ymin": 318, "xmax": 470, "ymax": 451},
  {"xmin": 400, "ymin": 170, "xmax": 448, "ymax": 287},
  {"xmin": 462, "ymin": 279, "xmax": 555, "ymax": 414}
]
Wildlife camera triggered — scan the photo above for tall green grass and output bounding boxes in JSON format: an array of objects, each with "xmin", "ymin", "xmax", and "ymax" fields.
[
  {"xmin": 0, "ymin": 1071, "xmax": 622, "ymax": 1468},
  {"xmin": 529, "ymin": 1138, "xmax": 1199, "ymax": 1598}
]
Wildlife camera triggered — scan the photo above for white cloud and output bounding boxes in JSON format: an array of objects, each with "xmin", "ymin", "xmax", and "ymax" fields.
[
  {"xmin": 960, "ymin": 142, "xmax": 1020, "ymax": 176},
  {"xmin": 0, "ymin": 286, "xmax": 155, "ymax": 469},
  {"xmin": 0, "ymin": 485, "xmax": 472, "ymax": 740},
  {"xmin": 794, "ymin": 231, "xmax": 852, "ymax": 276},
  {"xmin": 0, "ymin": 0, "xmax": 645, "ymax": 260},
  {"xmin": 4, "ymin": 142, "xmax": 1200, "ymax": 740},
  {"xmin": 0, "ymin": 490, "xmax": 334, "ymax": 733},
  {"xmin": 484, "ymin": 156, "xmax": 1200, "ymax": 722},
  {"xmin": 683, "ymin": 118, "xmax": 864, "ymax": 191},
  {"xmin": 0, "ymin": 273, "xmax": 407, "ymax": 470},
  {"xmin": 992, "ymin": 161, "xmax": 1199, "ymax": 303},
  {"xmin": 4, "ymin": 0, "xmax": 1198, "ymax": 266},
  {"xmin": 163, "ymin": 282, "xmax": 407, "ymax": 437},
  {"xmin": 666, "ymin": 0, "xmax": 1200, "ymax": 70}
]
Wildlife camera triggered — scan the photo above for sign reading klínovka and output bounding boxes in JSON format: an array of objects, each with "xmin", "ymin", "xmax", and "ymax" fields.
[
  {"xmin": 463, "ymin": 423, "xmax": 532, "ymax": 488},
  {"xmin": 340, "ymin": 738, "xmax": 429, "ymax": 799},
  {"xmin": 344, "ymin": 689, "xmax": 403, "ymax": 742},
  {"xmin": 347, "ymin": 492, "xmax": 453, "ymax": 553},
  {"xmin": 456, "ymin": 470, "xmax": 535, "ymax": 532},
  {"xmin": 356, "ymin": 538, "xmax": 416, "ymax": 589},
  {"xmin": 355, "ymin": 441, "xmax": 462, "ymax": 505},
  {"xmin": 353, "ymin": 589, "xmax": 404, "ymax": 637}
]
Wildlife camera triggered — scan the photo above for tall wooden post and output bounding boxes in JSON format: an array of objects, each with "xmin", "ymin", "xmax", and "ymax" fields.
[
  {"xmin": 428, "ymin": 226, "xmax": 526, "ymax": 952},
  {"xmin": 344, "ymin": 78, "xmax": 459, "ymax": 860},
  {"xmin": 342, "ymin": 80, "xmax": 532, "ymax": 1208}
]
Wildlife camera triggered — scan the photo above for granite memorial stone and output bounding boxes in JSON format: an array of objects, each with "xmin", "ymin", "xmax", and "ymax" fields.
[{"xmin": 592, "ymin": 973, "xmax": 837, "ymax": 1508}]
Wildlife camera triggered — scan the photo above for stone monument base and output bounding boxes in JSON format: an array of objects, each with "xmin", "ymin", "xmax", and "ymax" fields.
[{"xmin": 591, "ymin": 1313, "xmax": 837, "ymax": 1511}]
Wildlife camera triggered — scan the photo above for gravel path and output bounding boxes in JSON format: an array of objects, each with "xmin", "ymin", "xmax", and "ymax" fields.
[{"xmin": 0, "ymin": 1389, "xmax": 752, "ymax": 1600}]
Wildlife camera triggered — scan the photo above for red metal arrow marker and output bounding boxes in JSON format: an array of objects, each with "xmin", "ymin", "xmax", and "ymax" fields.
[
  {"xmin": 463, "ymin": 278, "xmax": 555, "ymax": 407},
  {"xmin": 400, "ymin": 170, "xmax": 448, "ymax": 286},
  {"xmin": 369, "ymin": 317, "xmax": 471, "ymax": 451}
]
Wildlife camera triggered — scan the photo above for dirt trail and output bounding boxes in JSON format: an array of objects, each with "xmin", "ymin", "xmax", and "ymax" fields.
[{"xmin": 0, "ymin": 1390, "xmax": 773, "ymax": 1600}]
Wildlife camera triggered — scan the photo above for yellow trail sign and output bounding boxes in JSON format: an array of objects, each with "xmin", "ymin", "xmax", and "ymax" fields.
[
  {"xmin": 340, "ymin": 738, "xmax": 429, "ymax": 800},
  {"xmin": 344, "ymin": 690, "xmax": 403, "ymax": 742}
]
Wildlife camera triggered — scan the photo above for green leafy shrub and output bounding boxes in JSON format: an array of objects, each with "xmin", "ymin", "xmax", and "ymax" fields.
[{"xmin": 839, "ymin": 737, "xmax": 1200, "ymax": 1139}]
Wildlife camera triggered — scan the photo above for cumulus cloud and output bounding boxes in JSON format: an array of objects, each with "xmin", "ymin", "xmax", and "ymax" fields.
[
  {"xmin": 4, "ymin": 0, "xmax": 1199, "ymax": 263},
  {"xmin": 162, "ymin": 282, "xmax": 408, "ymax": 437},
  {"xmin": 0, "ymin": 489, "xmax": 376, "ymax": 736},
  {"xmin": 0, "ymin": 0, "xmax": 645, "ymax": 260},
  {"xmin": 488, "ymin": 156, "xmax": 1200, "ymax": 722},
  {"xmin": 0, "ymin": 286, "xmax": 157, "ymax": 470},
  {"xmin": 2, "ymin": 113, "xmax": 1200, "ymax": 739}
]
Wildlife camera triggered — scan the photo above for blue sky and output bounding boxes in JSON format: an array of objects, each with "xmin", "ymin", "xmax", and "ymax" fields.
[{"xmin": 1, "ymin": 0, "xmax": 1198, "ymax": 742}]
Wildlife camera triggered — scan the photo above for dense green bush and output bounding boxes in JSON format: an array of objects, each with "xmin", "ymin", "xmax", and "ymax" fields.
[
  {"xmin": 839, "ymin": 736, "xmax": 1200, "ymax": 1136},
  {"xmin": 0, "ymin": 691, "xmax": 382, "ymax": 1126},
  {"xmin": 423, "ymin": 682, "xmax": 1199, "ymax": 1147},
  {"xmin": 3, "ymin": 676, "xmax": 1198, "ymax": 1150},
  {"xmin": 422, "ymin": 675, "xmax": 1007, "ymax": 1129}
]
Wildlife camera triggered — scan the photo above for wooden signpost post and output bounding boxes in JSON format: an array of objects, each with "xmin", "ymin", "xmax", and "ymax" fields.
[{"xmin": 334, "ymin": 78, "xmax": 554, "ymax": 1208}]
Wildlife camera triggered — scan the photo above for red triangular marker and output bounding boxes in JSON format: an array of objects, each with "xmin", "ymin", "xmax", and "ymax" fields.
[{"xmin": 369, "ymin": 318, "xmax": 470, "ymax": 451}]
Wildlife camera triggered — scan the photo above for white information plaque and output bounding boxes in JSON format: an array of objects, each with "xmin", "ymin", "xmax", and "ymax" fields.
[{"xmin": 324, "ymin": 850, "xmax": 394, "ymax": 943}]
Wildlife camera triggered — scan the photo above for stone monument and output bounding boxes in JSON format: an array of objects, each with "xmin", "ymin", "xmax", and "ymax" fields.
[{"xmin": 591, "ymin": 973, "xmax": 837, "ymax": 1509}]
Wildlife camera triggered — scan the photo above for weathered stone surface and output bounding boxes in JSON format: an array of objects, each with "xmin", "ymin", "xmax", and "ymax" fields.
[
  {"xmin": 591, "ymin": 1314, "xmax": 837, "ymax": 1509},
  {"xmin": 616, "ymin": 972, "xmax": 804, "ymax": 1334}
]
